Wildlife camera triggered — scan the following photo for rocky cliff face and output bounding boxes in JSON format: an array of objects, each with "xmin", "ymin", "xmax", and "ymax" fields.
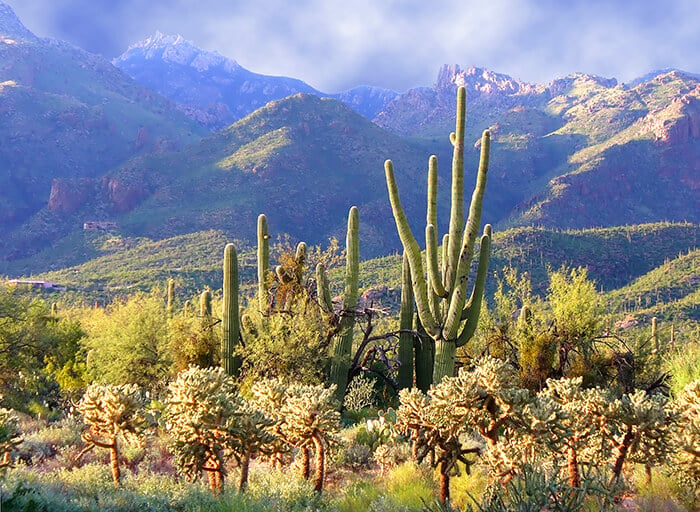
[
  {"xmin": 644, "ymin": 88, "xmax": 700, "ymax": 145},
  {"xmin": 48, "ymin": 178, "xmax": 94, "ymax": 213}
]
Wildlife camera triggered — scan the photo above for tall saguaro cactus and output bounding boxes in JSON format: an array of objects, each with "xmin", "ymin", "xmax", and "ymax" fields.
[
  {"xmin": 222, "ymin": 243, "xmax": 240, "ymax": 376},
  {"xmin": 328, "ymin": 206, "xmax": 360, "ymax": 401},
  {"xmin": 385, "ymin": 85, "xmax": 492, "ymax": 383}
]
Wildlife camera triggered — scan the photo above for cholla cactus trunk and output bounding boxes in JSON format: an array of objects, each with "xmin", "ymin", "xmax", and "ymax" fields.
[
  {"xmin": 239, "ymin": 452, "xmax": 251, "ymax": 492},
  {"xmin": 385, "ymin": 86, "xmax": 491, "ymax": 383},
  {"xmin": 398, "ymin": 251, "xmax": 415, "ymax": 389},
  {"xmin": 567, "ymin": 446, "xmax": 580, "ymax": 488},
  {"xmin": 222, "ymin": 244, "xmax": 240, "ymax": 376},
  {"xmin": 439, "ymin": 463, "xmax": 450, "ymax": 505},
  {"xmin": 300, "ymin": 446, "xmax": 311, "ymax": 479},
  {"xmin": 107, "ymin": 434, "xmax": 120, "ymax": 485},
  {"xmin": 257, "ymin": 214, "xmax": 270, "ymax": 313},
  {"xmin": 329, "ymin": 206, "xmax": 359, "ymax": 401},
  {"xmin": 312, "ymin": 434, "xmax": 325, "ymax": 493}
]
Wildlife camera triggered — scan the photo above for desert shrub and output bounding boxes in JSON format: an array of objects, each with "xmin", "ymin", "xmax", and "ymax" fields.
[
  {"xmin": 167, "ymin": 307, "xmax": 220, "ymax": 372},
  {"xmin": 665, "ymin": 341, "xmax": 700, "ymax": 395},
  {"xmin": 81, "ymin": 293, "xmax": 171, "ymax": 388}
]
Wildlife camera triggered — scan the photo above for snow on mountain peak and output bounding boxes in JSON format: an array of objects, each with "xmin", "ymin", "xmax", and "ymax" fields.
[{"xmin": 115, "ymin": 32, "xmax": 240, "ymax": 73}]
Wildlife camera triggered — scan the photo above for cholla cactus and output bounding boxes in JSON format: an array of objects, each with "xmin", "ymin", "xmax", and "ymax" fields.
[
  {"xmin": 671, "ymin": 380, "xmax": 699, "ymax": 493},
  {"xmin": 76, "ymin": 383, "xmax": 147, "ymax": 486},
  {"xmin": 250, "ymin": 378, "xmax": 294, "ymax": 469},
  {"xmin": 397, "ymin": 356, "xmax": 532, "ymax": 503},
  {"xmin": 602, "ymin": 389, "xmax": 676, "ymax": 485},
  {"xmin": 0, "ymin": 406, "xmax": 22, "ymax": 469},
  {"xmin": 165, "ymin": 366, "xmax": 274, "ymax": 493},
  {"xmin": 280, "ymin": 383, "xmax": 340, "ymax": 493},
  {"xmin": 536, "ymin": 377, "xmax": 611, "ymax": 487}
]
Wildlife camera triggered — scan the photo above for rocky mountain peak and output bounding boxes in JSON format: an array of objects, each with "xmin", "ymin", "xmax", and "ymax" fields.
[
  {"xmin": 114, "ymin": 32, "xmax": 240, "ymax": 74},
  {"xmin": 0, "ymin": 1, "xmax": 36, "ymax": 41},
  {"xmin": 435, "ymin": 64, "xmax": 537, "ymax": 96}
]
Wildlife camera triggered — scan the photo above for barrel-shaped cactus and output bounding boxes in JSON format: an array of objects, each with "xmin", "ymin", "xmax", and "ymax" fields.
[{"xmin": 385, "ymin": 86, "xmax": 492, "ymax": 383}]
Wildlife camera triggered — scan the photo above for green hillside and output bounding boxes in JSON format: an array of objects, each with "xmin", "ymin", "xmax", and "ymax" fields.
[
  {"xmin": 24, "ymin": 222, "xmax": 698, "ymax": 312},
  {"xmin": 606, "ymin": 249, "xmax": 700, "ymax": 321}
]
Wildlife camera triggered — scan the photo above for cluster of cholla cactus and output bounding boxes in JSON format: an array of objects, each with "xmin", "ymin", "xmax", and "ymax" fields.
[
  {"xmin": 251, "ymin": 378, "xmax": 340, "ymax": 492},
  {"xmin": 397, "ymin": 356, "xmax": 687, "ymax": 505},
  {"xmin": 76, "ymin": 383, "xmax": 148, "ymax": 486},
  {"xmin": 385, "ymin": 85, "xmax": 492, "ymax": 386},
  {"xmin": 165, "ymin": 366, "xmax": 274, "ymax": 493}
]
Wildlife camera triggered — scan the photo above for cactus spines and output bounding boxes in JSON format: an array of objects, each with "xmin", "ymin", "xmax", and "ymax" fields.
[
  {"xmin": 384, "ymin": 85, "xmax": 492, "ymax": 383},
  {"xmin": 329, "ymin": 206, "xmax": 360, "ymax": 401},
  {"xmin": 200, "ymin": 290, "xmax": 212, "ymax": 318},
  {"xmin": 257, "ymin": 214, "xmax": 270, "ymax": 312},
  {"xmin": 222, "ymin": 243, "xmax": 240, "ymax": 376},
  {"xmin": 167, "ymin": 279, "xmax": 175, "ymax": 317},
  {"xmin": 398, "ymin": 251, "xmax": 415, "ymax": 390}
]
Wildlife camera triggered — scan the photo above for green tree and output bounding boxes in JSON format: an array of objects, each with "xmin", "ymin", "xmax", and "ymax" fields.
[{"xmin": 81, "ymin": 293, "xmax": 171, "ymax": 387}]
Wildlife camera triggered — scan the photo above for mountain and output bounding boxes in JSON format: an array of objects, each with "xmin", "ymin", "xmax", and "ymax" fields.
[
  {"xmin": 113, "ymin": 33, "xmax": 398, "ymax": 129},
  {"xmin": 374, "ymin": 65, "xmax": 700, "ymax": 231},
  {"xmin": 0, "ymin": 93, "xmax": 435, "ymax": 265},
  {"xmin": 0, "ymin": 2, "xmax": 206, "ymax": 257}
]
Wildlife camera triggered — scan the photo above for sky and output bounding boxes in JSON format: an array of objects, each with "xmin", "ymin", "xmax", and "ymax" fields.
[{"xmin": 9, "ymin": 0, "xmax": 700, "ymax": 93}]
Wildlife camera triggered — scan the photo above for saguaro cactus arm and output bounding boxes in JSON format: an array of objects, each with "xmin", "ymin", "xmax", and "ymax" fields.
[
  {"xmin": 456, "ymin": 226, "xmax": 492, "ymax": 347},
  {"xmin": 444, "ymin": 86, "xmax": 467, "ymax": 296},
  {"xmin": 316, "ymin": 263, "xmax": 334, "ymax": 313},
  {"xmin": 385, "ymin": 161, "xmax": 439, "ymax": 338},
  {"xmin": 443, "ymin": 130, "xmax": 490, "ymax": 340}
]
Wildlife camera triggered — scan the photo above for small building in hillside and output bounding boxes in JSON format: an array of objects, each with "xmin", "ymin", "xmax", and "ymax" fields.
[
  {"xmin": 83, "ymin": 221, "xmax": 118, "ymax": 231},
  {"xmin": 6, "ymin": 279, "xmax": 67, "ymax": 291}
]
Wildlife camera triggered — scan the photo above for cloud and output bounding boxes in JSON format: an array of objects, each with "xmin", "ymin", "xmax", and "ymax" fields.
[{"xmin": 8, "ymin": 0, "xmax": 700, "ymax": 92}]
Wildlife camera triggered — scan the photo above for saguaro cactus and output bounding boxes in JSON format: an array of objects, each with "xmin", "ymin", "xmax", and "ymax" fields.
[
  {"xmin": 257, "ymin": 214, "xmax": 270, "ymax": 313},
  {"xmin": 397, "ymin": 252, "xmax": 415, "ymax": 390},
  {"xmin": 385, "ymin": 85, "xmax": 492, "ymax": 383},
  {"xmin": 222, "ymin": 243, "xmax": 240, "ymax": 376},
  {"xmin": 167, "ymin": 278, "xmax": 175, "ymax": 318},
  {"xmin": 328, "ymin": 206, "xmax": 360, "ymax": 400}
]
